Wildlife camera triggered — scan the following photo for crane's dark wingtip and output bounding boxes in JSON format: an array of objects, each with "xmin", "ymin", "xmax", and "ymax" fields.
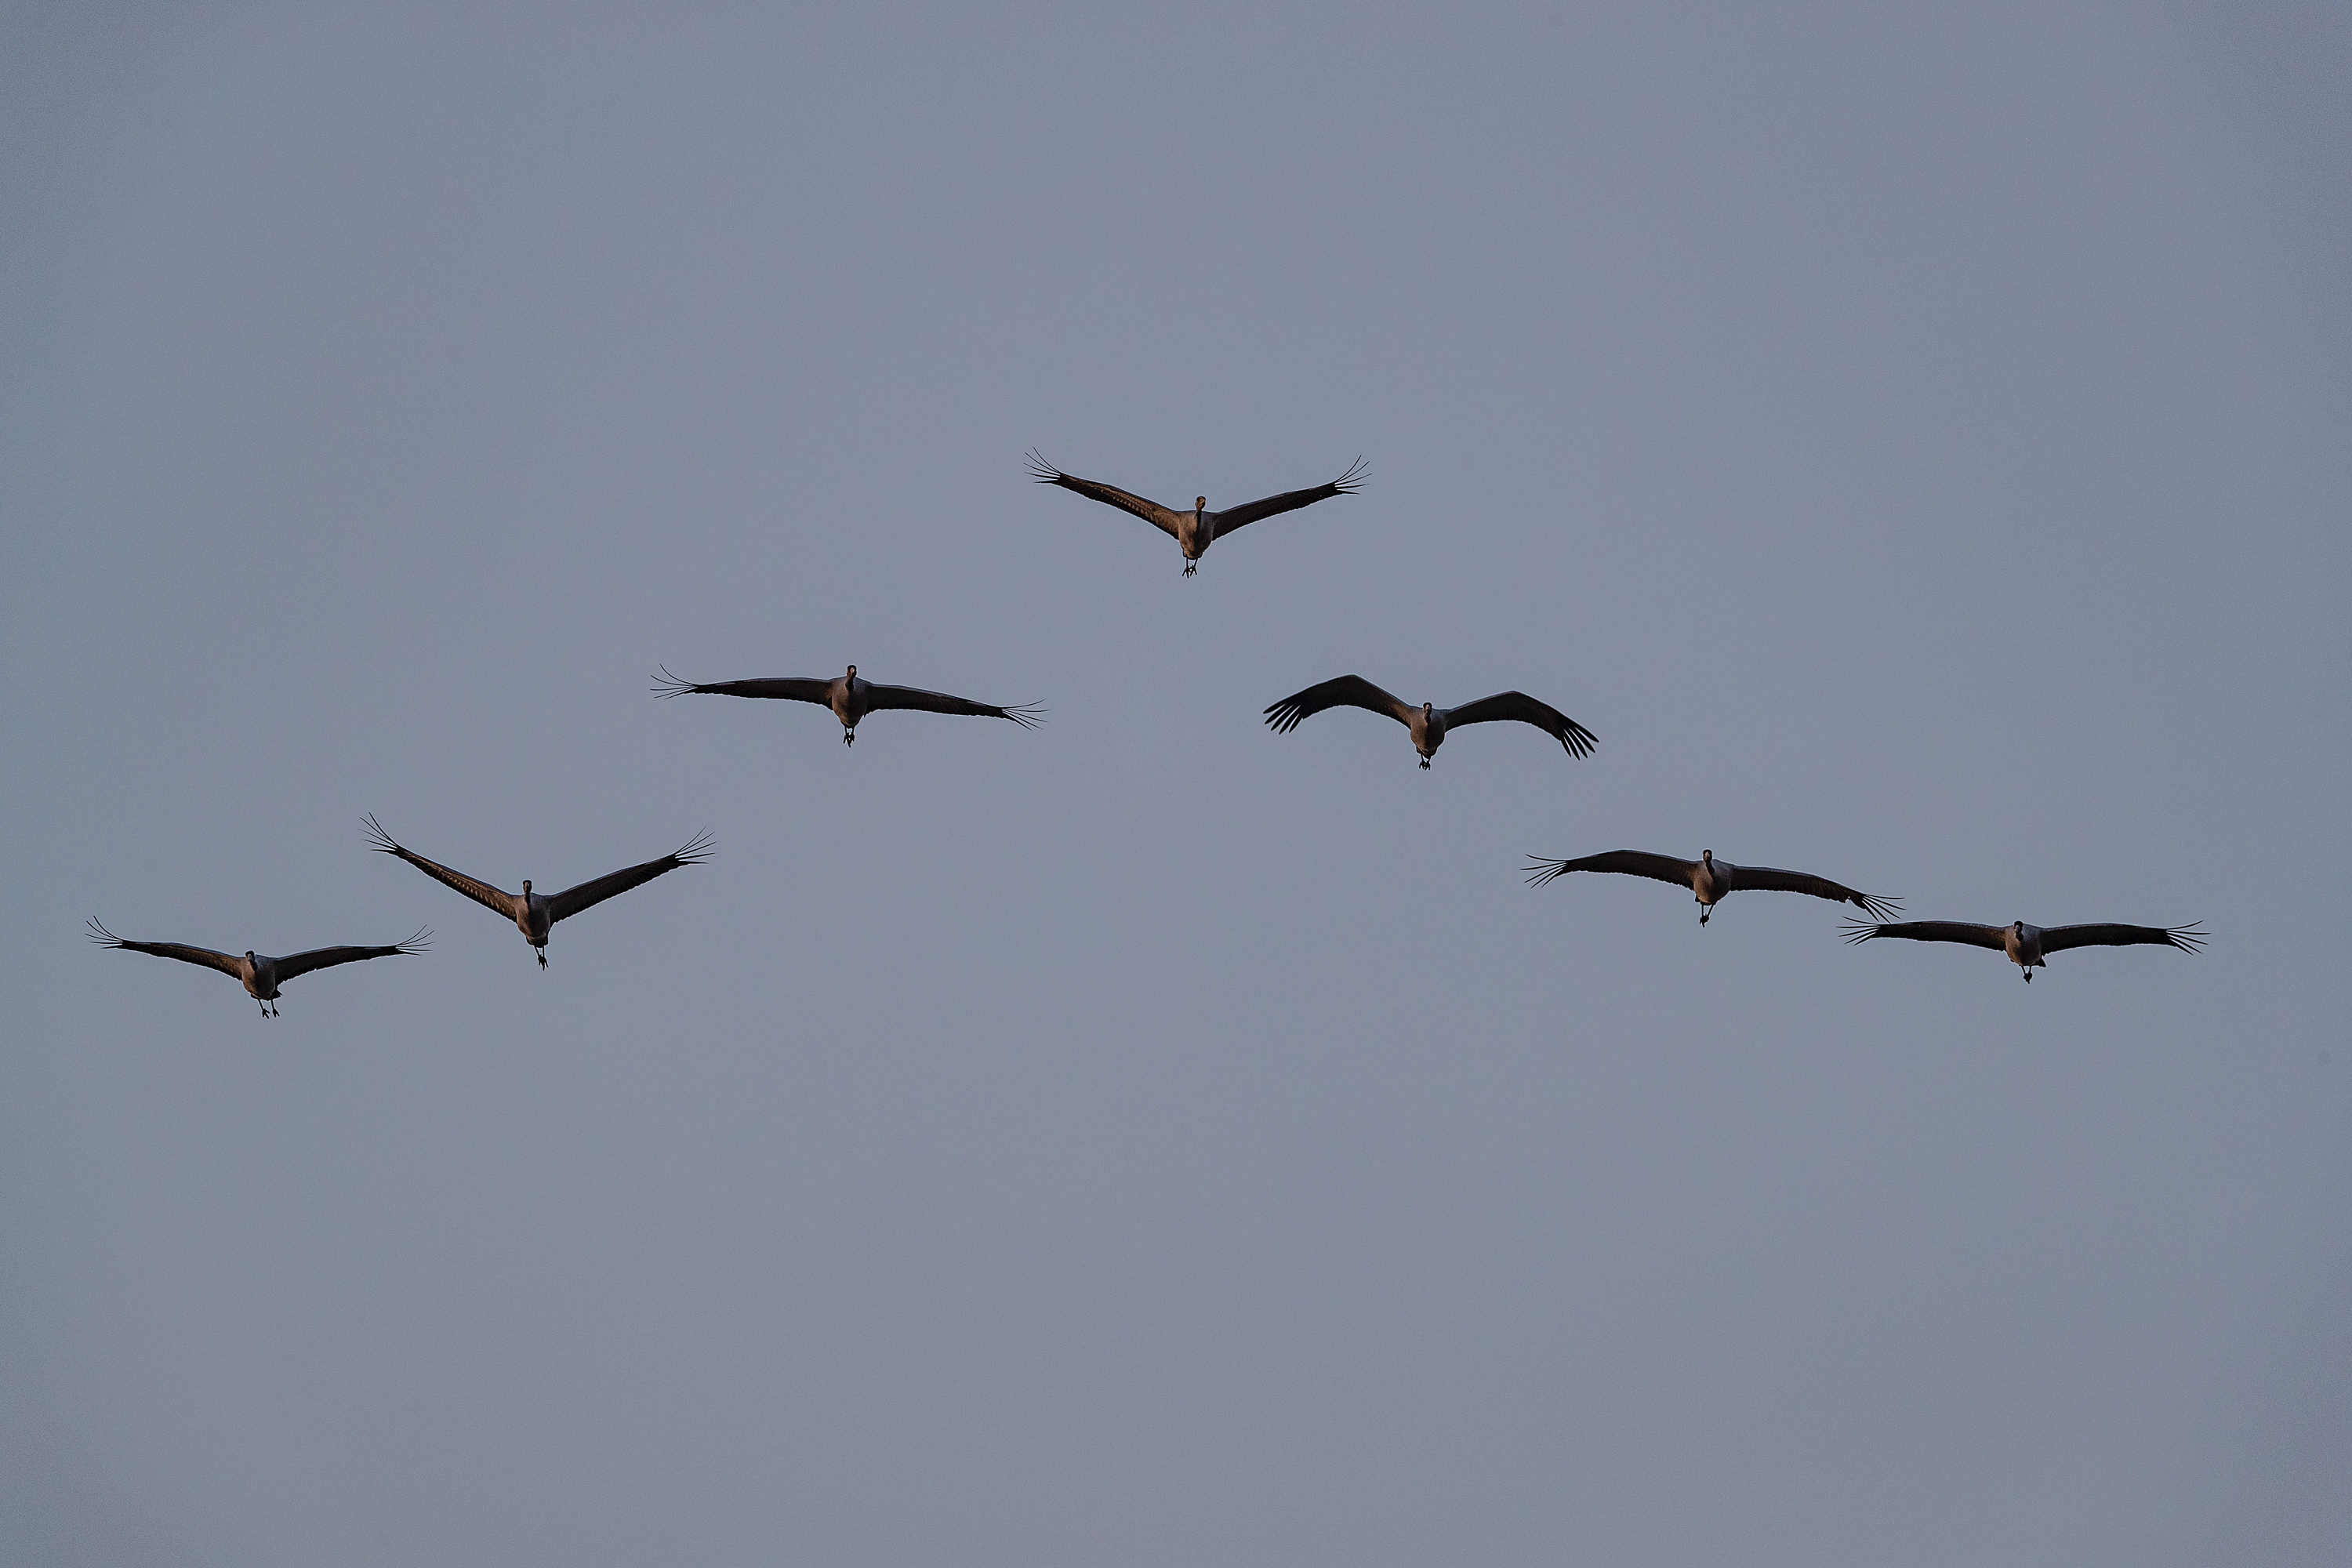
[
  {"xmin": 671, "ymin": 830, "xmax": 717, "ymax": 866},
  {"xmin": 360, "ymin": 814, "xmax": 402, "ymax": 855},
  {"xmin": 397, "ymin": 926, "xmax": 434, "ymax": 954},
  {"xmin": 1841, "ymin": 917, "xmax": 1887, "ymax": 945},
  {"xmin": 1025, "ymin": 450, "xmax": 1063, "ymax": 484},
  {"xmin": 651, "ymin": 666, "xmax": 700, "ymax": 699},
  {"xmin": 1331, "ymin": 456, "xmax": 1369, "ymax": 494},
  {"xmin": 2165, "ymin": 924, "xmax": 2207, "ymax": 953},
  {"xmin": 1854, "ymin": 893, "xmax": 1904, "ymax": 922},
  {"xmin": 999, "ymin": 703, "xmax": 1047, "ymax": 730},
  {"xmin": 87, "ymin": 916, "xmax": 126, "ymax": 947},
  {"xmin": 1523, "ymin": 858, "xmax": 1571, "ymax": 887}
]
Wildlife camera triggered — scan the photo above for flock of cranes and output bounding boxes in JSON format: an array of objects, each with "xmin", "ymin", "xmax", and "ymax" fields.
[{"xmin": 91, "ymin": 452, "xmax": 2203, "ymax": 1013}]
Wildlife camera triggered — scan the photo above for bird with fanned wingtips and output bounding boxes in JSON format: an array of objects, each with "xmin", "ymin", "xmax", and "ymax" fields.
[
  {"xmin": 87, "ymin": 917, "xmax": 429, "ymax": 1017},
  {"xmin": 1265, "ymin": 674, "xmax": 1596, "ymax": 769},
  {"xmin": 1842, "ymin": 916, "xmax": 2203, "ymax": 982},
  {"xmin": 652, "ymin": 663, "xmax": 1041, "ymax": 747},
  {"xmin": 362, "ymin": 816, "xmax": 710, "ymax": 969},
  {"xmin": 1028, "ymin": 452, "xmax": 1365, "ymax": 575},
  {"xmin": 1526, "ymin": 848, "xmax": 1899, "ymax": 927}
]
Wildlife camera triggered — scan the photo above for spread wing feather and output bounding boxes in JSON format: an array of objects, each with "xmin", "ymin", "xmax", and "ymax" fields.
[
  {"xmin": 1440, "ymin": 691, "xmax": 1598, "ymax": 758},
  {"xmin": 652, "ymin": 668, "xmax": 833, "ymax": 706},
  {"xmin": 2040, "ymin": 923, "xmax": 2205, "ymax": 955},
  {"xmin": 1842, "ymin": 919, "xmax": 2005, "ymax": 949},
  {"xmin": 274, "ymin": 928, "xmax": 432, "ymax": 981},
  {"xmin": 362, "ymin": 815, "xmax": 521, "ymax": 919},
  {"xmin": 1523, "ymin": 850, "xmax": 1697, "ymax": 891},
  {"xmin": 1027, "ymin": 452, "xmax": 1184, "ymax": 539},
  {"xmin": 86, "ymin": 919, "xmax": 245, "ymax": 978},
  {"xmin": 1724, "ymin": 865, "xmax": 1900, "ymax": 920},
  {"xmin": 543, "ymin": 833, "xmax": 713, "ymax": 926},
  {"xmin": 1211, "ymin": 458, "xmax": 1367, "ymax": 536},
  {"xmin": 862, "ymin": 684, "xmax": 1044, "ymax": 728},
  {"xmin": 1263, "ymin": 674, "xmax": 1417, "ymax": 734}
]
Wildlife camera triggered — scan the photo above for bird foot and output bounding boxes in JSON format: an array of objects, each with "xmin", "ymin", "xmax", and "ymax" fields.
[
  {"xmin": 842, "ymin": 730, "xmax": 855, "ymax": 746},
  {"xmin": 1418, "ymin": 757, "xmax": 1431, "ymax": 770},
  {"xmin": 1182, "ymin": 561, "xmax": 1197, "ymax": 577},
  {"xmin": 537, "ymin": 952, "xmax": 549, "ymax": 970}
]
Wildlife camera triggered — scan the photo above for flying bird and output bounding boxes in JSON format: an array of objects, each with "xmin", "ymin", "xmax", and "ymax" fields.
[
  {"xmin": 1525, "ymin": 848, "xmax": 1899, "ymax": 926},
  {"xmin": 362, "ymin": 816, "xmax": 710, "ymax": 968},
  {"xmin": 653, "ymin": 664, "xmax": 1041, "ymax": 747},
  {"xmin": 1028, "ymin": 451, "xmax": 1365, "ymax": 575},
  {"xmin": 87, "ymin": 916, "xmax": 429, "ymax": 1017},
  {"xmin": 1842, "ymin": 917, "xmax": 2204, "ymax": 982},
  {"xmin": 1265, "ymin": 675, "xmax": 1596, "ymax": 768}
]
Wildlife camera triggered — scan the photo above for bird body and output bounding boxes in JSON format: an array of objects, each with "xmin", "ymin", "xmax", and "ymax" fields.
[
  {"xmin": 1265, "ymin": 674, "xmax": 1596, "ymax": 768},
  {"xmin": 87, "ymin": 918, "xmax": 428, "ymax": 1017},
  {"xmin": 363, "ymin": 816, "xmax": 710, "ymax": 968},
  {"xmin": 654, "ymin": 663, "xmax": 1040, "ymax": 746},
  {"xmin": 1843, "ymin": 916, "xmax": 2203, "ymax": 981},
  {"xmin": 1028, "ymin": 452, "xmax": 1365, "ymax": 575},
  {"xmin": 1526, "ymin": 848, "xmax": 1898, "ymax": 926}
]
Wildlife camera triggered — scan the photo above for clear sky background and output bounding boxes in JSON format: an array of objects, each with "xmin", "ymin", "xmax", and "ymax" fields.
[{"xmin": 3, "ymin": 3, "xmax": 2347, "ymax": 1563}]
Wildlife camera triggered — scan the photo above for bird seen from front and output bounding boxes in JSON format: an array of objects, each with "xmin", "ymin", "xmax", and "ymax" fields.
[
  {"xmin": 1525, "ymin": 848, "xmax": 1899, "ymax": 927},
  {"xmin": 653, "ymin": 664, "xmax": 1041, "ymax": 747},
  {"xmin": 1028, "ymin": 452, "xmax": 1365, "ymax": 575},
  {"xmin": 1265, "ymin": 674, "xmax": 1597, "ymax": 768},
  {"xmin": 1842, "ymin": 917, "xmax": 2205, "ymax": 981},
  {"xmin": 362, "ymin": 816, "xmax": 711, "ymax": 968},
  {"xmin": 86, "ymin": 917, "xmax": 430, "ymax": 1017}
]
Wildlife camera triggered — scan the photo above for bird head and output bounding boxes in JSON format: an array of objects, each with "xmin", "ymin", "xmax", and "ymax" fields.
[
  {"xmin": 1701, "ymin": 849, "xmax": 1714, "ymax": 866},
  {"xmin": 1195, "ymin": 496, "xmax": 1207, "ymax": 511},
  {"xmin": 846, "ymin": 663, "xmax": 858, "ymax": 679},
  {"xmin": 522, "ymin": 880, "xmax": 534, "ymax": 896},
  {"xmin": 244, "ymin": 950, "xmax": 257, "ymax": 962}
]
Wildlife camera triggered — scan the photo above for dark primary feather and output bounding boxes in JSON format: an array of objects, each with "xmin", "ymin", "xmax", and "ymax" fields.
[
  {"xmin": 2040, "ymin": 923, "xmax": 2205, "ymax": 954},
  {"xmin": 86, "ymin": 918, "xmax": 245, "ymax": 977},
  {"xmin": 362, "ymin": 815, "xmax": 520, "ymax": 918},
  {"xmin": 542, "ymin": 832, "xmax": 714, "ymax": 925},
  {"xmin": 271, "ymin": 928, "xmax": 432, "ymax": 981},
  {"xmin": 1441, "ymin": 691, "xmax": 1599, "ymax": 758},
  {"xmin": 1523, "ymin": 850, "xmax": 1697, "ymax": 890},
  {"xmin": 1842, "ymin": 919, "xmax": 2006, "ymax": 949},
  {"xmin": 1263, "ymin": 675, "xmax": 1415, "ymax": 733},
  {"xmin": 1210, "ymin": 456, "xmax": 1367, "ymax": 536},
  {"xmin": 861, "ymin": 684, "xmax": 1045, "ymax": 728},
  {"xmin": 1721, "ymin": 865, "xmax": 1900, "ymax": 921},
  {"xmin": 653, "ymin": 668, "xmax": 833, "ymax": 706},
  {"xmin": 1026, "ymin": 452, "xmax": 1183, "ymax": 538}
]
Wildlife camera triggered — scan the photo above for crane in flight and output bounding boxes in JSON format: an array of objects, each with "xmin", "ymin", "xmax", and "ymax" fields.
[
  {"xmin": 1029, "ymin": 452, "xmax": 1365, "ymax": 575},
  {"xmin": 87, "ymin": 917, "xmax": 428, "ymax": 1017},
  {"xmin": 1266, "ymin": 675, "xmax": 1595, "ymax": 769},
  {"xmin": 1526, "ymin": 848, "xmax": 1898, "ymax": 927},
  {"xmin": 1842, "ymin": 917, "xmax": 2203, "ymax": 981},
  {"xmin": 654, "ymin": 664, "xmax": 1040, "ymax": 747}
]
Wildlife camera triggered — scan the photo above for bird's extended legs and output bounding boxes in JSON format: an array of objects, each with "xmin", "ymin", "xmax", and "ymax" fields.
[
  {"xmin": 1699, "ymin": 905, "xmax": 1712, "ymax": 926},
  {"xmin": 256, "ymin": 999, "xmax": 270, "ymax": 1018},
  {"xmin": 536, "ymin": 947, "xmax": 549, "ymax": 970},
  {"xmin": 1182, "ymin": 559, "xmax": 1197, "ymax": 577},
  {"xmin": 841, "ymin": 727, "xmax": 855, "ymax": 746},
  {"xmin": 1418, "ymin": 757, "xmax": 1432, "ymax": 770},
  {"xmin": 2022, "ymin": 970, "xmax": 2032, "ymax": 982}
]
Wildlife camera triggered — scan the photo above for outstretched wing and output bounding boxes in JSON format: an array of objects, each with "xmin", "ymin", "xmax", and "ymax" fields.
[
  {"xmin": 1842, "ymin": 919, "xmax": 2005, "ymax": 949},
  {"xmin": 272, "ymin": 927, "xmax": 431, "ymax": 982},
  {"xmin": 543, "ymin": 833, "xmax": 713, "ymax": 926},
  {"xmin": 1263, "ymin": 674, "xmax": 1417, "ymax": 734},
  {"xmin": 1723, "ymin": 865, "xmax": 1900, "ymax": 921},
  {"xmin": 2039, "ymin": 922, "xmax": 2205, "ymax": 955},
  {"xmin": 1523, "ymin": 850, "xmax": 1697, "ymax": 891},
  {"xmin": 1439, "ymin": 691, "xmax": 1598, "ymax": 758},
  {"xmin": 861, "ymin": 684, "xmax": 1044, "ymax": 728},
  {"xmin": 1211, "ymin": 457, "xmax": 1367, "ymax": 537},
  {"xmin": 1027, "ymin": 452, "xmax": 1184, "ymax": 539},
  {"xmin": 361, "ymin": 815, "xmax": 521, "ymax": 920},
  {"xmin": 652, "ymin": 667, "xmax": 834, "ymax": 706},
  {"xmin": 87, "ymin": 918, "xmax": 245, "ymax": 978}
]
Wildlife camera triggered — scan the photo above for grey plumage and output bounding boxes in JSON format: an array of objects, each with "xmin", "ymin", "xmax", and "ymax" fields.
[
  {"xmin": 87, "ymin": 916, "xmax": 429, "ymax": 1017},
  {"xmin": 363, "ymin": 816, "xmax": 711, "ymax": 969}
]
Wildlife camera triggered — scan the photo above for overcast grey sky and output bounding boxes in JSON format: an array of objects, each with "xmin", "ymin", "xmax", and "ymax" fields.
[{"xmin": 3, "ymin": 2, "xmax": 2347, "ymax": 1563}]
